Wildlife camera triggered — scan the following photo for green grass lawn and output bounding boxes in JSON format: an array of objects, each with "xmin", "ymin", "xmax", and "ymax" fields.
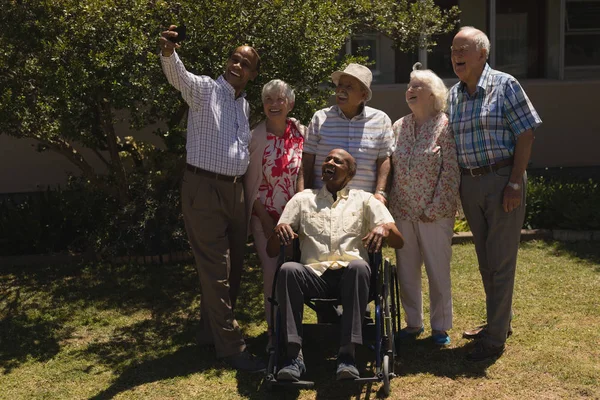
[{"xmin": 1, "ymin": 241, "xmax": 599, "ymax": 399}]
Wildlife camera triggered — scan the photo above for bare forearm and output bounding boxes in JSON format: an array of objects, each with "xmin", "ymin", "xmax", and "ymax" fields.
[
  {"xmin": 375, "ymin": 157, "xmax": 391, "ymax": 192},
  {"xmin": 253, "ymin": 199, "xmax": 270, "ymax": 219},
  {"xmin": 510, "ymin": 130, "xmax": 535, "ymax": 183},
  {"xmin": 302, "ymin": 153, "xmax": 315, "ymax": 189},
  {"xmin": 296, "ymin": 161, "xmax": 305, "ymax": 192},
  {"xmin": 384, "ymin": 223, "xmax": 404, "ymax": 249}
]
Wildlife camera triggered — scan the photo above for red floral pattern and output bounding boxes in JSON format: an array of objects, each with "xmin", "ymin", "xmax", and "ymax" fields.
[
  {"xmin": 258, "ymin": 119, "xmax": 304, "ymax": 220},
  {"xmin": 389, "ymin": 113, "xmax": 460, "ymax": 222}
]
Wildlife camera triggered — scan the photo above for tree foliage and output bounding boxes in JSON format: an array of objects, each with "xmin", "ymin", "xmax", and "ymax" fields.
[{"xmin": 0, "ymin": 0, "xmax": 458, "ymax": 254}]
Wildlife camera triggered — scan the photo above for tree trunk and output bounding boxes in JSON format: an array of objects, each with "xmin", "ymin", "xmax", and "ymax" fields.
[{"xmin": 97, "ymin": 94, "xmax": 129, "ymax": 205}]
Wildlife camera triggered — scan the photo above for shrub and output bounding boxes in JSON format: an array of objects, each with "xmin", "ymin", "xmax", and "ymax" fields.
[{"xmin": 525, "ymin": 176, "xmax": 600, "ymax": 230}]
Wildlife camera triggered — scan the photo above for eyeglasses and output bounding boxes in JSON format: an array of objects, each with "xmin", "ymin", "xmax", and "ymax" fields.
[{"xmin": 450, "ymin": 45, "xmax": 470, "ymax": 56}]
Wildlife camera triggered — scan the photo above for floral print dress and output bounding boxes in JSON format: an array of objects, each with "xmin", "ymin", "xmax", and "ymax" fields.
[
  {"xmin": 389, "ymin": 112, "xmax": 460, "ymax": 222},
  {"xmin": 256, "ymin": 119, "xmax": 304, "ymax": 221}
]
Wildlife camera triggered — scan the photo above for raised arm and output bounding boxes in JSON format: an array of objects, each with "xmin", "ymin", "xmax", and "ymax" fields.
[{"xmin": 158, "ymin": 25, "xmax": 213, "ymax": 109}]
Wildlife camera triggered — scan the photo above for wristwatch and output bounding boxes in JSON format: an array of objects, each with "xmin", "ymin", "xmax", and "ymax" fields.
[
  {"xmin": 376, "ymin": 190, "xmax": 388, "ymax": 199},
  {"xmin": 507, "ymin": 182, "xmax": 521, "ymax": 190}
]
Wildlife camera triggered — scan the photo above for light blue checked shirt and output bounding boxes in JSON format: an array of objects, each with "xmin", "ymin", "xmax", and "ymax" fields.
[
  {"xmin": 448, "ymin": 64, "xmax": 542, "ymax": 169},
  {"xmin": 304, "ymin": 105, "xmax": 395, "ymax": 193},
  {"xmin": 161, "ymin": 51, "xmax": 251, "ymax": 176}
]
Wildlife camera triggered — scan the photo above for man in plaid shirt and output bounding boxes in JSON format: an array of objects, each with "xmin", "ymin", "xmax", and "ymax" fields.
[
  {"xmin": 448, "ymin": 26, "xmax": 542, "ymax": 362},
  {"xmin": 159, "ymin": 25, "xmax": 265, "ymax": 372}
]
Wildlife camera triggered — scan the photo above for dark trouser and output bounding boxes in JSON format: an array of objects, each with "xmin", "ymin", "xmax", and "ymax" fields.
[
  {"xmin": 275, "ymin": 260, "xmax": 371, "ymax": 347},
  {"xmin": 460, "ymin": 165, "xmax": 526, "ymax": 347},
  {"xmin": 181, "ymin": 169, "xmax": 247, "ymax": 358}
]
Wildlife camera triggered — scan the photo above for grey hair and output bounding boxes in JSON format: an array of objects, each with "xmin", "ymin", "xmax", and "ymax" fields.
[
  {"xmin": 261, "ymin": 79, "xmax": 295, "ymax": 104},
  {"xmin": 409, "ymin": 69, "xmax": 448, "ymax": 112},
  {"xmin": 460, "ymin": 26, "xmax": 490, "ymax": 60}
]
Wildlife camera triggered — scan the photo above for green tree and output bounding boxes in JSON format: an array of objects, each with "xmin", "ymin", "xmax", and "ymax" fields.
[{"xmin": 0, "ymin": 0, "xmax": 458, "ymax": 254}]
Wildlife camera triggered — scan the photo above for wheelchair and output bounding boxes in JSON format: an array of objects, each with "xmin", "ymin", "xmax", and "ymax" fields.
[{"xmin": 264, "ymin": 242, "xmax": 401, "ymax": 397}]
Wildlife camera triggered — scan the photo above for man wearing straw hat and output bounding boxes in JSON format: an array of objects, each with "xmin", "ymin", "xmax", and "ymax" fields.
[{"xmin": 301, "ymin": 64, "xmax": 394, "ymax": 204}]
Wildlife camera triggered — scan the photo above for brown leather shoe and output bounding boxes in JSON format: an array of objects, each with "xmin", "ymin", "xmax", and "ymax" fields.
[
  {"xmin": 462, "ymin": 324, "xmax": 513, "ymax": 340},
  {"xmin": 466, "ymin": 341, "xmax": 505, "ymax": 362}
]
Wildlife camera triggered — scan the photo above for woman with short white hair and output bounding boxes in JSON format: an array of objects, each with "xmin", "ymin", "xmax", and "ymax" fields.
[
  {"xmin": 244, "ymin": 79, "xmax": 305, "ymax": 349},
  {"xmin": 389, "ymin": 65, "xmax": 460, "ymax": 346}
]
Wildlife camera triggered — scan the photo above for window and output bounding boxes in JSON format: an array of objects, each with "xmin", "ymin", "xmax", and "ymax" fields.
[
  {"xmin": 495, "ymin": 0, "xmax": 546, "ymax": 78},
  {"xmin": 565, "ymin": 0, "xmax": 600, "ymax": 67},
  {"xmin": 345, "ymin": 34, "xmax": 395, "ymax": 84}
]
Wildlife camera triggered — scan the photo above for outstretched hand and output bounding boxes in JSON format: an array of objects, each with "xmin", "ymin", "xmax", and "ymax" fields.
[{"xmin": 158, "ymin": 25, "xmax": 181, "ymax": 57}]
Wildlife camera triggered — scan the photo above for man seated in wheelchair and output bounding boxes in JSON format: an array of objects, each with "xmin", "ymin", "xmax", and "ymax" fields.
[{"xmin": 267, "ymin": 148, "xmax": 404, "ymax": 382}]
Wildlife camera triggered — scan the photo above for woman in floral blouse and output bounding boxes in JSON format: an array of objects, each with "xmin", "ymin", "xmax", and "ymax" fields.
[
  {"xmin": 244, "ymin": 79, "xmax": 305, "ymax": 346},
  {"xmin": 389, "ymin": 67, "xmax": 460, "ymax": 346}
]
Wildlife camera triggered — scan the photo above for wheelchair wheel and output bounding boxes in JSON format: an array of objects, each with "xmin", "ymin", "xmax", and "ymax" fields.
[
  {"xmin": 382, "ymin": 354, "xmax": 390, "ymax": 397},
  {"xmin": 382, "ymin": 260, "xmax": 395, "ymax": 365}
]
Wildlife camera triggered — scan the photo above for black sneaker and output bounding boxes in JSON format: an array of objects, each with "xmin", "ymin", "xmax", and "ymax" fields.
[
  {"xmin": 277, "ymin": 357, "xmax": 306, "ymax": 381},
  {"xmin": 223, "ymin": 350, "xmax": 266, "ymax": 373},
  {"xmin": 336, "ymin": 354, "xmax": 359, "ymax": 380}
]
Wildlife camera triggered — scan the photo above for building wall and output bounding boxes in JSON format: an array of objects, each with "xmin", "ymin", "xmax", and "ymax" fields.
[
  {"xmin": 368, "ymin": 79, "xmax": 600, "ymax": 168},
  {"xmin": 0, "ymin": 117, "xmax": 165, "ymax": 193}
]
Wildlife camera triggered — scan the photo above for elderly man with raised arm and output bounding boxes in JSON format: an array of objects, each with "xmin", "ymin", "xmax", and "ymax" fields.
[
  {"xmin": 301, "ymin": 64, "xmax": 395, "ymax": 204},
  {"xmin": 448, "ymin": 26, "xmax": 542, "ymax": 362},
  {"xmin": 267, "ymin": 149, "xmax": 404, "ymax": 382},
  {"xmin": 159, "ymin": 25, "xmax": 265, "ymax": 372}
]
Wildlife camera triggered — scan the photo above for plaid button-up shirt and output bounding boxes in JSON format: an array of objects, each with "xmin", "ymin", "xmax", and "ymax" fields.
[
  {"xmin": 448, "ymin": 64, "xmax": 542, "ymax": 169},
  {"xmin": 161, "ymin": 51, "xmax": 251, "ymax": 176}
]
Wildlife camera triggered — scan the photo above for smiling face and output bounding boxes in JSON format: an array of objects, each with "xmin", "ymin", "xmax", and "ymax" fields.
[
  {"xmin": 263, "ymin": 90, "xmax": 293, "ymax": 123},
  {"xmin": 405, "ymin": 78, "xmax": 434, "ymax": 113},
  {"xmin": 335, "ymin": 75, "xmax": 368, "ymax": 118},
  {"xmin": 451, "ymin": 31, "xmax": 487, "ymax": 87},
  {"xmin": 321, "ymin": 149, "xmax": 356, "ymax": 193},
  {"xmin": 224, "ymin": 46, "xmax": 259, "ymax": 94}
]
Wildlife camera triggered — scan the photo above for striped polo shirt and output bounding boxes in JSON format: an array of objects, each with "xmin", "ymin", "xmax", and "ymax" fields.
[
  {"xmin": 304, "ymin": 105, "xmax": 395, "ymax": 192},
  {"xmin": 448, "ymin": 63, "xmax": 542, "ymax": 169}
]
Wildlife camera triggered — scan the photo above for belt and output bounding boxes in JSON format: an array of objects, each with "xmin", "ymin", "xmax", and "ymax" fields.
[
  {"xmin": 461, "ymin": 158, "xmax": 514, "ymax": 177},
  {"xmin": 186, "ymin": 164, "xmax": 243, "ymax": 183}
]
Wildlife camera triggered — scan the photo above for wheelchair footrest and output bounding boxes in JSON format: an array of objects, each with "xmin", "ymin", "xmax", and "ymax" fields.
[
  {"xmin": 353, "ymin": 376, "xmax": 382, "ymax": 383},
  {"xmin": 265, "ymin": 378, "xmax": 315, "ymax": 389}
]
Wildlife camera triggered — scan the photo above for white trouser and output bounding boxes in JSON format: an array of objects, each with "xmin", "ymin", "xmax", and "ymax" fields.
[
  {"xmin": 395, "ymin": 217, "xmax": 454, "ymax": 331},
  {"xmin": 250, "ymin": 215, "xmax": 279, "ymax": 331}
]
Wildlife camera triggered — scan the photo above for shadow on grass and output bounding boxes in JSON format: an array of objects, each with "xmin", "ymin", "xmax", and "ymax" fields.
[
  {"xmin": 548, "ymin": 241, "xmax": 600, "ymax": 272},
  {"xmin": 395, "ymin": 338, "xmax": 494, "ymax": 379},
  {"xmin": 1, "ymin": 250, "xmax": 498, "ymax": 398}
]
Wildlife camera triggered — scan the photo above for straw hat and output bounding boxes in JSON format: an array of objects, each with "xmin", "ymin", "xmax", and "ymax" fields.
[{"xmin": 331, "ymin": 63, "xmax": 373, "ymax": 102}]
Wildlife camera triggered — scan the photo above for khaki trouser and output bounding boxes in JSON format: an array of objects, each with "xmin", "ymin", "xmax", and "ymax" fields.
[
  {"xmin": 395, "ymin": 217, "xmax": 454, "ymax": 332},
  {"xmin": 460, "ymin": 165, "xmax": 526, "ymax": 347},
  {"xmin": 181, "ymin": 170, "xmax": 247, "ymax": 358}
]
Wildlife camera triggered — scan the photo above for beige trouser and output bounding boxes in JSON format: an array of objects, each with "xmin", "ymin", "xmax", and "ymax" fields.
[
  {"xmin": 395, "ymin": 217, "xmax": 454, "ymax": 332},
  {"xmin": 250, "ymin": 215, "xmax": 279, "ymax": 331},
  {"xmin": 181, "ymin": 170, "xmax": 247, "ymax": 358}
]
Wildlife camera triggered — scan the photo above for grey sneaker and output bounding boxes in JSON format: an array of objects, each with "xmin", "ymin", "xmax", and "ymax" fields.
[
  {"xmin": 277, "ymin": 357, "xmax": 306, "ymax": 382},
  {"xmin": 336, "ymin": 354, "xmax": 359, "ymax": 380}
]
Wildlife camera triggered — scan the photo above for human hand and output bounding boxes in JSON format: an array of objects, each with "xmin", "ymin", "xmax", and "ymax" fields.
[
  {"xmin": 419, "ymin": 213, "xmax": 433, "ymax": 223},
  {"xmin": 158, "ymin": 25, "xmax": 181, "ymax": 57},
  {"xmin": 274, "ymin": 223, "xmax": 298, "ymax": 246},
  {"xmin": 362, "ymin": 224, "xmax": 389, "ymax": 253},
  {"xmin": 373, "ymin": 193, "xmax": 388, "ymax": 207},
  {"xmin": 502, "ymin": 184, "xmax": 522, "ymax": 212}
]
